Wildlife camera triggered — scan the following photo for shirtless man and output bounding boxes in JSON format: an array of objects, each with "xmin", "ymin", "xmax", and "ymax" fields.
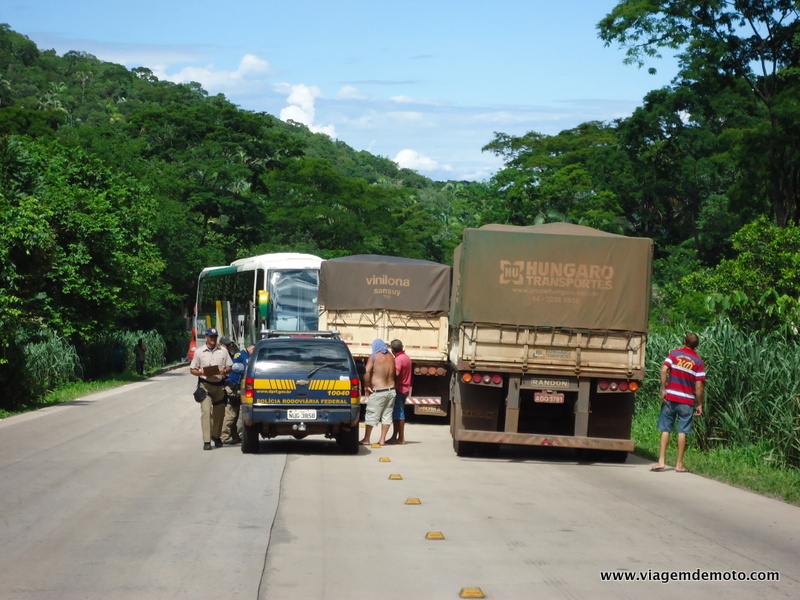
[{"xmin": 359, "ymin": 339, "xmax": 396, "ymax": 446}]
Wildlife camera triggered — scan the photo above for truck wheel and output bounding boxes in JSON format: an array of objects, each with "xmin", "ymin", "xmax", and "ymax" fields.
[
  {"xmin": 241, "ymin": 424, "xmax": 260, "ymax": 454},
  {"xmin": 475, "ymin": 443, "xmax": 500, "ymax": 457},
  {"xmin": 576, "ymin": 449, "xmax": 628, "ymax": 463},
  {"xmin": 453, "ymin": 439, "xmax": 475, "ymax": 457},
  {"xmin": 337, "ymin": 426, "xmax": 360, "ymax": 455},
  {"xmin": 603, "ymin": 450, "xmax": 628, "ymax": 463}
]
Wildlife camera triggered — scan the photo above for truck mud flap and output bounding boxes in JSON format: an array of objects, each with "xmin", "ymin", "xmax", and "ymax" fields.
[
  {"xmin": 452, "ymin": 429, "xmax": 634, "ymax": 452},
  {"xmin": 413, "ymin": 404, "xmax": 447, "ymax": 417}
]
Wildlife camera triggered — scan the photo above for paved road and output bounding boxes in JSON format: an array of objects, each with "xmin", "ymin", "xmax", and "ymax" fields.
[{"xmin": 0, "ymin": 368, "xmax": 797, "ymax": 600}]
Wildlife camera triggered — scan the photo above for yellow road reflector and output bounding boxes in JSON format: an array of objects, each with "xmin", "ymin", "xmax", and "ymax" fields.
[
  {"xmin": 371, "ymin": 444, "xmax": 382, "ymax": 448},
  {"xmin": 389, "ymin": 474, "xmax": 403, "ymax": 480},
  {"xmin": 379, "ymin": 457, "xmax": 391, "ymax": 462},
  {"xmin": 405, "ymin": 498, "xmax": 421, "ymax": 505},
  {"xmin": 459, "ymin": 588, "xmax": 485, "ymax": 598},
  {"xmin": 425, "ymin": 532, "xmax": 445, "ymax": 540}
]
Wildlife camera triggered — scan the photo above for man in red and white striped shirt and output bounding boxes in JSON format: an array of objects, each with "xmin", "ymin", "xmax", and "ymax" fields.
[{"xmin": 652, "ymin": 333, "xmax": 706, "ymax": 473}]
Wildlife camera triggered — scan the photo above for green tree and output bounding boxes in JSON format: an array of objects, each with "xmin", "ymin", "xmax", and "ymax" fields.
[
  {"xmin": 599, "ymin": 0, "xmax": 800, "ymax": 226},
  {"xmin": 483, "ymin": 122, "xmax": 632, "ymax": 232},
  {"xmin": 683, "ymin": 216, "xmax": 800, "ymax": 332}
]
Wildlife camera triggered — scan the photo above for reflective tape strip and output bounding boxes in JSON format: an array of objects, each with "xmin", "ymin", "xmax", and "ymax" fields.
[
  {"xmin": 406, "ymin": 397, "xmax": 441, "ymax": 405},
  {"xmin": 253, "ymin": 379, "xmax": 296, "ymax": 390},
  {"xmin": 309, "ymin": 379, "xmax": 350, "ymax": 390}
]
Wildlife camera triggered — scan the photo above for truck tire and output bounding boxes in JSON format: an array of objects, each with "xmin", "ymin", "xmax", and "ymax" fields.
[
  {"xmin": 453, "ymin": 439, "xmax": 475, "ymax": 457},
  {"xmin": 576, "ymin": 449, "xmax": 628, "ymax": 463},
  {"xmin": 337, "ymin": 426, "xmax": 360, "ymax": 455},
  {"xmin": 603, "ymin": 450, "xmax": 628, "ymax": 463},
  {"xmin": 475, "ymin": 442, "xmax": 500, "ymax": 457},
  {"xmin": 241, "ymin": 424, "xmax": 260, "ymax": 454}
]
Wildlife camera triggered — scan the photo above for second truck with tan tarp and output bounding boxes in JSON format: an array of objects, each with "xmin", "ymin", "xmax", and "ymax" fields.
[
  {"xmin": 318, "ymin": 255, "xmax": 453, "ymax": 417},
  {"xmin": 449, "ymin": 223, "xmax": 653, "ymax": 461}
]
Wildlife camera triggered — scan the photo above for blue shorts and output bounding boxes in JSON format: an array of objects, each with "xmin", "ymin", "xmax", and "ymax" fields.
[
  {"xmin": 657, "ymin": 400, "xmax": 694, "ymax": 435},
  {"xmin": 393, "ymin": 392, "xmax": 407, "ymax": 421}
]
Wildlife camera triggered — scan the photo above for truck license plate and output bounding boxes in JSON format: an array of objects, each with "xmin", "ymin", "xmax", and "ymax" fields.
[
  {"xmin": 287, "ymin": 409, "xmax": 317, "ymax": 420},
  {"xmin": 534, "ymin": 392, "xmax": 564, "ymax": 404}
]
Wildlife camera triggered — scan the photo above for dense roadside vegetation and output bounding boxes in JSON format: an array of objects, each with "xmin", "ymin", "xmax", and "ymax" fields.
[{"xmin": 0, "ymin": 2, "xmax": 798, "ymax": 497}]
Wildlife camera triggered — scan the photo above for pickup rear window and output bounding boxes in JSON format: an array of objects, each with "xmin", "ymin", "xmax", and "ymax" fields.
[{"xmin": 252, "ymin": 340, "xmax": 353, "ymax": 375}]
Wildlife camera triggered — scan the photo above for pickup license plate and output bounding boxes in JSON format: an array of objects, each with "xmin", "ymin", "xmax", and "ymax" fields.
[
  {"xmin": 287, "ymin": 409, "xmax": 317, "ymax": 420},
  {"xmin": 534, "ymin": 392, "xmax": 564, "ymax": 404}
]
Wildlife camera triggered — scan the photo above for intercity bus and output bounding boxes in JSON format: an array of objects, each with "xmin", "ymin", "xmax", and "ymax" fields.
[{"xmin": 193, "ymin": 253, "xmax": 324, "ymax": 349}]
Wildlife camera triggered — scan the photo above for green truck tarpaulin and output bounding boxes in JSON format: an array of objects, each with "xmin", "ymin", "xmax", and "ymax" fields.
[{"xmin": 450, "ymin": 223, "xmax": 653, "ymax": 332}]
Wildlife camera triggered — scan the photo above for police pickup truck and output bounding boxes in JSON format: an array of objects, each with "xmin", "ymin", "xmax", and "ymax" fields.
[{"xmin": 240, "ymin": 331, "xmax": 362, "ymax": 454}]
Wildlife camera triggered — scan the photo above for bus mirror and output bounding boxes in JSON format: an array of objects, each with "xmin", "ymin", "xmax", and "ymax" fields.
[{"xmin": 258, "ymin": 290, "xmax": 270, "ymax": 321}]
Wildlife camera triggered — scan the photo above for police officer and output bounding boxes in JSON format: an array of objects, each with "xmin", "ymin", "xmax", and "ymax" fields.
[
  {"xmin": 220, "ymin": 341, "xmax": 255, "ymax": 445},
  {"xmin": 189, "ymin": 328, "xmax": 233, "ymax": 450}
]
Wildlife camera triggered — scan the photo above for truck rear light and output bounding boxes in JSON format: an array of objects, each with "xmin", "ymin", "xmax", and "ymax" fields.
[
  {"xmin": 492, "ymin": 374, "xmax": 502, "ymax": 384},
  {"xmin": 245, "ymin": 389, "xmax": 254, "ymax": 399},
  {"xmin": 482, "ymin": 374, "xmax": 491, "ymax": 384},
  {"xmin": 245, "ymin": 377, "xmax": 254, "ymax": 389},
  {"xmin": 597, "ymin": 379, "xmax": 639, "ymax": 393},
  {"xmin": 350, "ymin": 377, "xmax": 360, "ymax": 398},
  {"xmin": 420, "ymin": 366, "xmax": 430, "ymax": 375},
  {"xmin": 436, "ymin": 367, "xmax": 447, "ymax": 376},
  {"xmin": 461, "ymin": 373, "xmax": 472, "ymax": 383}
]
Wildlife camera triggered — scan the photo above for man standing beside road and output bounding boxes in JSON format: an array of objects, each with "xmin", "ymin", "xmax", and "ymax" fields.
[
  {"xmin": 386, "ymin": 339, "xmax": 411, "ymax": 445},
  {"xmin": 359, "ymin": 339, "xmax": 396, "ymax": 447},
  {"xmin": 133, "ymin": 338, "xmax": 146, "ymax": 376},
  {"xmin": 652, "ymin": 332, "xmax": 706, "ymax": 473},
  {"xmin": 221, "ymin": 340, "xmax": 254, "ymax": 446},
  {"xmin": 189, "ymin": 328, "xmax": 233, "ymax": 451}
]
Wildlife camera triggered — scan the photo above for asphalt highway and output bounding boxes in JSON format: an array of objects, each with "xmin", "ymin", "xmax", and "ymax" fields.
[{"xmin": 0, "ymin": 367, "xmax": 797, "ymax": 599}]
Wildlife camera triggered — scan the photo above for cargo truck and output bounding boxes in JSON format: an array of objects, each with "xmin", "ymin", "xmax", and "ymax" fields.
[
  {"xmin": 318, "ymin": 255, "xmax": 452, "ymax": 417},
  {"xmin": 449, "ymin": 223, "xmax": 653, "ymax": 461}
]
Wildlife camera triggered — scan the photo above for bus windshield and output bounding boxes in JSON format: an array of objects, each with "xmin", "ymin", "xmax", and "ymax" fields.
[{"xmin": 269, "ymin": 269, "xmax": 319, "ymax": 331}]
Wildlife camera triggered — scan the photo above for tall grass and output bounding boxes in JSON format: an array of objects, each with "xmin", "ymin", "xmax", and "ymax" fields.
[
  {"xmin": 22, "ymin": 329, "xmax": 83, "ymax": 398},
  {"xmin": 80, "ymin": 330, "xmax": 167, "ymax": 379},
  {"xmin": 5, "ymin": 329, "xmax": 169, "ymax": 411},
  {"xmin": 642, "ymin": 320, "xmax": 800, "ymax": 469}
]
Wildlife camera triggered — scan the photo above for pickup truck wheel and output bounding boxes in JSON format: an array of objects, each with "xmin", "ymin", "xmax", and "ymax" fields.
[
  {"xmin": 453, "ymin": 439, "xmax": 475, "ymax": 457},
  {"xmin": 337, "ymin": 426, "xmax": 360, "ymax": 455},
  {"xmin": 241, "ymin": 424, "xmax": 260, "ymax": 454}
]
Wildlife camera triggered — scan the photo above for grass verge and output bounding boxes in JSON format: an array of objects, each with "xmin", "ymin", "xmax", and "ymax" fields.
[
  {"xmin": 0, "ymin": 372, "xmax": 147, "ymax": 419},
  {"xmin": 632, "ymin": 403, "xmax": 800, "ymax": 507}
]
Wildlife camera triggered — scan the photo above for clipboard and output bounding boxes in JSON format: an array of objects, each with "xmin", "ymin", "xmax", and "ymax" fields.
[{"xmin": 202, "ymin": 365, "xmax": 220, "ymax": 377}]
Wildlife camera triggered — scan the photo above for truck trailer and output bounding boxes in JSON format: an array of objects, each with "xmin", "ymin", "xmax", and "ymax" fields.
[
  {"xmin": 449, "ymin": 223, "xmax": 653, "ymax": 461},
  {"xmin": 318, "ymin": 255, "xmax": 452, "ymax": 417}
]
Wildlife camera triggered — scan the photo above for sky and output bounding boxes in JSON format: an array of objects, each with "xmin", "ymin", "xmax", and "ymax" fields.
[{"xmin": 4, "ymin": 1, "xmax": 679, "ymax": 182}]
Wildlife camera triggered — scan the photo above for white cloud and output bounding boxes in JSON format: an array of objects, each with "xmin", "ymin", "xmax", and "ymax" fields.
[
  {"xmin": 390, "ymin": 95, "xmax": 449, "ymax": 106},
  {"xmin": 393, "ymin": 149, "xmax": 452, "ymax": 173},
  {"xmin": 277, "ymin": 83, "xmax": 337, "ymax": 137},
  {"xmin": 336, "ymin": 85, "xmax": 370, "ymax": 100},
  {"xmin": 153, "ymin": 53, "xmax": 271, "ymax": 94}
]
